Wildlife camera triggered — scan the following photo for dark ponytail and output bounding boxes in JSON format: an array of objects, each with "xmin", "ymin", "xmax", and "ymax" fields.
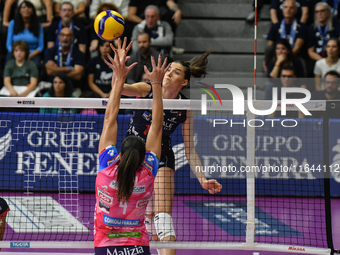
[
  {"xmin": 173, "ymin": 50, "xmax": 212, "ymax": 86},
  {"xmin": 117, "ymin": 136, "xmax": 146, "ymax": 202}
]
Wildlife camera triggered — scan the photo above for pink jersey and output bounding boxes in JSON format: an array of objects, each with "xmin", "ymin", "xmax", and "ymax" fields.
[{"xmin": 94, "ymin": 145, "xmax": 159, "ymax": 247}]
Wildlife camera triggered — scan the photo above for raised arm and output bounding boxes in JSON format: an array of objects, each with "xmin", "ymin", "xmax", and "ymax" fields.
[
  {"xmin": 106, "ymin": 42, "xmax": 152, "ymax": 97},
  {"xmin": 145, "ymin": 55, "xmax": 168, "ymax": 159},
  {"xmin": 182, "ymin": 110, "xmax": 223, "ymax": 194},
  {"xmin": 98, "ymin": 38, "xmax": 137, "ymax": 153}
]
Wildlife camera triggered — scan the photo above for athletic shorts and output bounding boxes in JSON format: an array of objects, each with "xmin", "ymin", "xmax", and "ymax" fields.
[
  {"xmin": 0, "ymin": 197, "xmax": 10, "ymax": 217},
  {"xmin": 95, "ymin": 245, "xmax": 150, "ymax": 255},
  {"xmin": 159, "ymin": 147, "xmax": 175, "ymax": 170}
]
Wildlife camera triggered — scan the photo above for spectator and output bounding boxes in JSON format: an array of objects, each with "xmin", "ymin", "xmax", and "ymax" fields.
[
  {"xmin": 85, "ymin": 40, "xmax": 113, "ymax": 98},
  {"xmin": 310, "ymin": 70, "xmax": 340, "ymax": 118},
  {"xmin": 89, "ymin": 3, "xmax": 119, "ymax": 57},
  {"xmin": 267, "ymin": 0, "xmax": 307, "ymax": 55},
  {"xmin": 53, "ymin": 0, "xmax": 86, "ymax": 18},
  {"xmin": 270, "ymin": 0, "xmax": 309, "ymax": 24},
  {"xmin": 2, "ymin": 0, "xmax": 53, "ymax": 28},
  {"xmin": 128, "ymin": 0, "xmax": 182, "ymax": 31},
  {"xmin": 267, "ymin": 38, "xmax": 305, "ymax": 78},
  {"xmin": 1, "ymin": 40, "xmax": 38, "ymax": 97},
  {"xmin": 89, "ymin": 0, "xmax": 129, "ymax": 20},
  {"xmin": 308, "ymin": 0, "xmax": 340, "ymax": 22},
  {"xmin": 312, "ymin": 70, "xmax": 340, "ymax": 99},
  {"xmin": 44, "ymin": 27, "xmax": 85, "ymax": 95},
  {"xmin": 40, "ymin": 73, "xmax": 76, "ymax": 113},
  {"xmin": 308, "ymin": 2, "xmax": 340, "ymax": 62},
  {"xmin": 131, "ymin": 5, "xmax": 173, "ymax": 57},
  {"xmin": 270, "ymin": 65, "xmax": 304, "ymax": 118},
  {"xmin": 46, "ymin": 1, "xmax": 87, "ymax": 53},
  {"xmin": 6, "ymin": 1, "xmax": 44, "ymax": 67},
  {"xmin": 127, "ymin": 33, "xmax": 165, "ymax": 84},
  {"xmin": 314, "ymin": 38, "xmax": 340, "ymax": 90}
]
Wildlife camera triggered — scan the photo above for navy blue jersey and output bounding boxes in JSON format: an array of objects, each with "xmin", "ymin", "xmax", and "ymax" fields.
[
  {"xmin": 127, "ymin": 83, "xmax": 187, "ymax": 150},
  {"xmin": 88, "ymin": 56, "xmax": 113, "ymax": 94}
]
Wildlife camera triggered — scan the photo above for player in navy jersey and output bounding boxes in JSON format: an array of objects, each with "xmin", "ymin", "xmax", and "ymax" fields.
[
  {"xmin": 95, "ymin": 38, "xmax": 167, "ymax": 255},
  {"xmin": 106, "ymin": 44, "xmax": 223, "ymax": 255}
]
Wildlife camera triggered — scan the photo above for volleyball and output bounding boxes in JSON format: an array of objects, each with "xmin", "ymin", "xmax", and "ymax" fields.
[{"xmin": 94, "ymin": 10, "xmax": 125, "ymax": 41}]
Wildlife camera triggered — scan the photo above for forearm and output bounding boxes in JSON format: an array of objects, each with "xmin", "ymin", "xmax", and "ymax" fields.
[
  {"xmin": 46, "ymin": 66, "xmax": 70, "ymax": 76},
  {"xmin": 150, "ymin": 84, "xmax": 163, "ymax": 131},
  {"xmin": 300, "ymin": 7, "xmax": 308, "ymax": 24},
  {"xmin": 43, "ymin": 0, "xmax": 53, "ymax": 22},
  {"xmin": 309, "ymin": 51, "xmax": 322, "ymax": 61},
  {"xmin": 269, "ymin": 63, "xmax": 281, "ymax": 78},
  {"xmin": 167, "ymin": 0, "xmax": 179, "ymax": 11},
  {"xmin": 4, "ymin": 78, "xmax": 16, "ymax": 94},
  {"xmin": 270, "ymin": 9, "xmax": 278, "ymax": 24},
  {"xmin": 106, "ymin": 78, "xmax": 124, "ymax": 120},
  {"xmin": 19, "ymin": 80, "xmax": 37, "ymax": 97},
  {"xmin": 29, "ymin": 50, "xmax": 40, "ymax": 59},
  {"xmin": 66, "ymin": 70, "xmax": 82, "ymax": 80},
  {"xmin": 186, "ymin": 150, "xmax": 207, "ymax": 185}
]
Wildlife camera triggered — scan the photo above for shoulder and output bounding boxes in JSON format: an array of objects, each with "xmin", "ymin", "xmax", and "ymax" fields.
[
  {"xmin": 42, "ymin": 92, "xmax": 53, "ymax": 97},
  {"xmin": 316, "ymin": 58, "xmax": 326, "ymax": 66},
  {"xmin": 5, "ymin": 59, "xmax": 15, "ymax": 67}
]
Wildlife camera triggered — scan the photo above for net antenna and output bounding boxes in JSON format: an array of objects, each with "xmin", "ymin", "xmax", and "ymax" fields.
[{"xmin": 254, "ymin": 0, "xmax": 258, "ymax": 100}]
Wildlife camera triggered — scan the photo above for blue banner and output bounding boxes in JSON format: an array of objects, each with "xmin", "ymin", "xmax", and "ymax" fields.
[{"xmin": 0, "ymin": 113, "xmax": 339, "ymax": 196}]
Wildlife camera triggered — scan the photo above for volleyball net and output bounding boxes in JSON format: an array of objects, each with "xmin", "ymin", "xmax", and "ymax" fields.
[{"xmin": 0, "ymin": 84, "xmax": 337, "ymax": 254}]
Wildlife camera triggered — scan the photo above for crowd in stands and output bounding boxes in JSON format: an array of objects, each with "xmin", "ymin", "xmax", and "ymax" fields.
[
  {"xmin": 0, "ymin": 0, "xmax": 183, "ymax": 101},
  {"xmin": 245, "ymin": 0, "xmax": 340, "ymax": 110}
]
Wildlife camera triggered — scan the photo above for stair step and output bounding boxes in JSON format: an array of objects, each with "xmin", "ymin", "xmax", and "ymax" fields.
[
  {"xmin": 175, "ymin": 37, "xmax": 266, "ymax": 53},
  {"xmin": 179, "ymin": 3, "xmax": 270, "ymax": 19},
  {"xmin": 176, "ymin": 20, "xmax": 271, "ymax": 38}
]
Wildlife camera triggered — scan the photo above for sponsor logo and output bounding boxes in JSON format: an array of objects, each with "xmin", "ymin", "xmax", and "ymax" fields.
[
  {"xmin": 142, "ymin": 111, "xmax": 152, "ymax": 121},
  {"xmin": 107, "ymin": 231, "xmax": 141, "ymax": 238},
  {"xmin": 98, "ymin": 189, "xmax": 112, "ymax": 204},
  {"xmin": 288, "ymin": 246, "xmax": 306, "ymax": 251},
  {"xmin": 17, "ymin": 100, "xmax": 35, "ymax": 105},
  {"xmin": 107, "ymin": 246, "xmax": 145, "ymax": 255},
  {"xmin": 103, "ymin": 215, "xmax": 140, "ymax": 227},
  {"xmin": 102, "ymin": 100, "xmax": 108, "ymax": 106},
  {"xmin": 136, "ymin": 198, "xmax": 150, "ymax": 208},
  {"xmin": 142, "ymin": 161, "xmax": 152, "ymax": 172},
  {"xmin": 110, "ymin": 180, "xmax": 118, "ymax": 190},
  {"xmin": 133, "ymin": 185, "xmax": 145, "ymax": 193},
  {"xmin": 10, "ymin": 242, "xmax": 30, "ymax": 248},
  {"xmin": 99, "ymin": 200, "xmax": 110, "ymax": 213},
  {"xmin": 147, "ymin": 155, "xmax": 154, "ymax": 162}
]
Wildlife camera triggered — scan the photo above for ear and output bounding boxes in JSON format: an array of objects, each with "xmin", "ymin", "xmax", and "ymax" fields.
[{"xmin": 181, "ymin": 79, "xmax": 189, "ymax": 87}]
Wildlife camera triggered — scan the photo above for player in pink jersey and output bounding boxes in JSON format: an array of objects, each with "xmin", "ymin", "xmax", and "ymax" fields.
[{"xmin": 94, "ymin": 37, "xmax": 168, "ymax": 255}]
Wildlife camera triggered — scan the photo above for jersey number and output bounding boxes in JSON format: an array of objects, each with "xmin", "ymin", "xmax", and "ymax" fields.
[{"xmin": 119, "ymin": 201, "xmax": 128, "ymax": 214}]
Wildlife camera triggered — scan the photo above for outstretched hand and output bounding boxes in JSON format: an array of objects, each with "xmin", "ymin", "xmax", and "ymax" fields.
[
  {"xmin": 201, "ymin": 179, "xmax": 222, "ymax": 194},
  {"xmin": 104, "ymin": 37, "xmax": 137, "ymax": 85},
  {"xmin": 144, "ymin": 54, "xmax": 169, "ymax": 84}
]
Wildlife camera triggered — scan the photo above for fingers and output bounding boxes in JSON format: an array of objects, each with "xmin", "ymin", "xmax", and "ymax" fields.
[
  {"xmin": 126, "ymin": 40, "xmax": 133, "ymax": 52},
  {"xmin": 150, "ymin": 55, "xmax": 156, "ymax": 68},
  {"xmin": 157, "ymin": 54, "xmax": 162, "ymax": 67},
  {"xmin": 161, "ymin": 57, "xmax": 168, "ymax": 69},
  {"xmin": 117, "ymin": 38, "xmax": 121, "ymax": 50},
  {"xmin": 127, "ymin": 62, "xmax": 138, "ymax": 73},
  {"xmin": 144, "ymin": 65, "xmax": 150, "ymax": 75},
  {"xmin": 122, "ymin": 37, "xmax": 127, "ymax": 50},
  {"xmin": 109, "ymin": 43, "xmax": 116, "ymax": 52}
]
